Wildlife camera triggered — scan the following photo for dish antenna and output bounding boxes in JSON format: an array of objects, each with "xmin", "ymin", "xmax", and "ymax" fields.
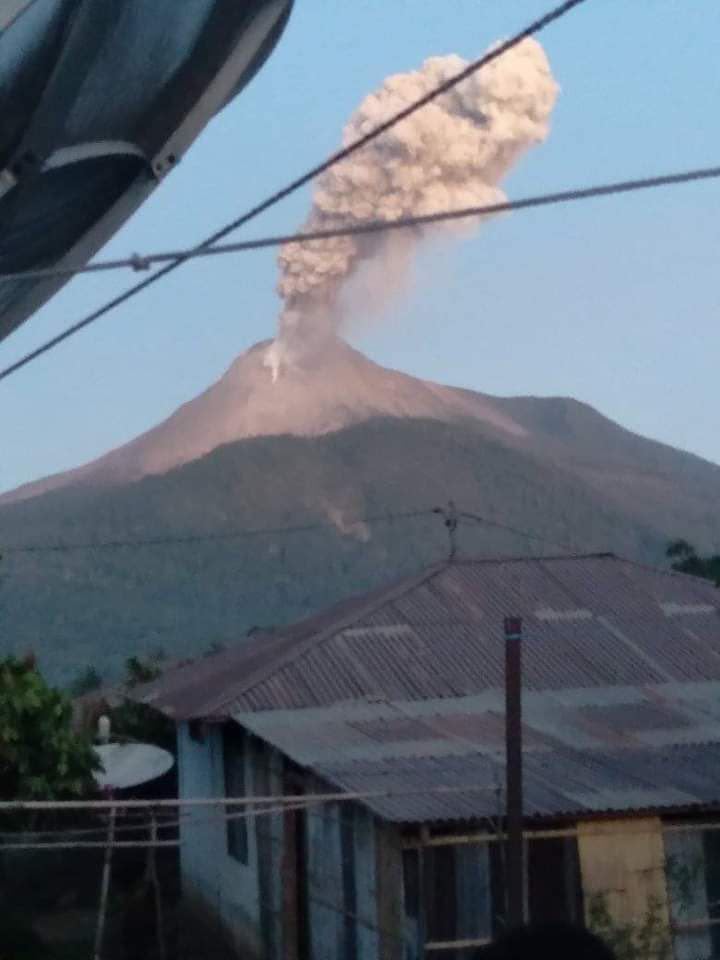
[
  {"xmin": 93, "ymin": 716, "xmax": 174, "ymax": 790},
  {"xmin": 91, "ymin": 715, "xmax": 174, "ymax": 960}
]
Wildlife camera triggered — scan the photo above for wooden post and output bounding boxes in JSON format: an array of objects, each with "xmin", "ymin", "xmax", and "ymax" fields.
[
  {"xmin": 93, "ymin": 804, "xmax": 116, "ymax": 960},
  {"xmin": 149, "ymin": 812, "xmax": 167, "ymax": 960}
]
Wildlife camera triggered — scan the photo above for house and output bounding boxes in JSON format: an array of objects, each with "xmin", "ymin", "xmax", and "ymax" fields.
[{"xmin": 137, "ymin": 554, "xmax": 720, "ymax": 960}]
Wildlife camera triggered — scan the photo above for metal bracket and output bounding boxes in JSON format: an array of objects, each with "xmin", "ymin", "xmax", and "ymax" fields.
[
  {"xmin": 43, "ymin": 141, "xmax": 149, "ymax": 171},
  {"xmin": 151, "ymin": 0, "xmax": 289, "ymax": 181}
]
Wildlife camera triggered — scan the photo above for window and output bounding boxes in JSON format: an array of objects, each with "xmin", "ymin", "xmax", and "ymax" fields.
[
  {"xmin": 340, "ymin": 808, "xmax": 359, "ymax": 960},
  {"xmin": 527, "ymin": 837, "xmax": 583, "ymax": 925},
  {"xmin": 223, "ymin": 724, "xmax": 248, "ymax": 864},
  {"xmin": 705, "ymin": 831, "xmax": 720, "ymax": 955},
  {"xmin": 188, "ymin": 719, "xmax": 205, "ymax": 743},
  {"xmin": 403, "ymin": 834, "xmax": 583, "ymax": 956},
  {"xmin": 403, "ymin": 843, "xmax": 492, "ymax": 956},
  {"xmin": 423, "ymin": 846, "xmax": 467, "ymax": 943},
  {"xmin": 491, "ymin": 836, "xmax": 583, "ymax": 931},
  {"xmin": 667, "ymin": 825, "xmax": 720, "ymax": 960}
]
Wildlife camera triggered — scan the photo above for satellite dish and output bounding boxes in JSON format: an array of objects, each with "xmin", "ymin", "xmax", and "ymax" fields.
[{"xmin": 94, "ymin": 742, "xmax": 174, "ymax": 791}]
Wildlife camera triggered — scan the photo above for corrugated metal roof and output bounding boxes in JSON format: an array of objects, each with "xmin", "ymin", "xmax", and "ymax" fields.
[
  {"xmin": 139, "ymin": 554, "xmax": 720, "ymax": 719},
  {"xmin": 134, "ymin": 552, "xmax": 720, "ymax": 824},
  {"xmin": 234, "ymin": 689, "xmax": 720, "ymax": 823}
]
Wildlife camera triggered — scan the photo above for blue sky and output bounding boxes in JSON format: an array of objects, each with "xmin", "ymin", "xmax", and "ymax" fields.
[{"xmin": 2, "ymin": 0, "xmax": 719, "ymax": 494}]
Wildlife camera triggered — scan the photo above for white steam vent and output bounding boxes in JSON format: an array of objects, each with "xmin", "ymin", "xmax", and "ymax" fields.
[{"xmin": 265, "ymin": 37, "xmax": 558, "ymax": 379}]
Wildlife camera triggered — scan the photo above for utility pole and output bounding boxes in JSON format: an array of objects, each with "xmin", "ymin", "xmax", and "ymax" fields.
[
  {"xmin": 433, "ymin": 501, "xmax": 459, "ymax": 560},
  {"xmin": 504, "ymin": 616, "xmax": 524, "ymax": 929}
]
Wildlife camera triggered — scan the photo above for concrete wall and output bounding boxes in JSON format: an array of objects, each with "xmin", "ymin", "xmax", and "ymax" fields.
[
  {"xmin": 177, "ymin": 722, "xmax": 285, "ymax": 960},
  {"xmin": 305, "ymin": 801, "xmax": 344, "ymax": 960},
  {"xmin": 177, "ymin": 723, "xmax": 405, "ymax": 960},
  {"xmin": 179, "ymin": 728, "xmax": 697, "ymax": 960},
  {"xmin": 355, "ymin": 808, "xmax": 381, "ymax": 960},
  {"xmin": 304, "ymin": 799, "xmax": 382, "ymax": 960},
  {"xmin": 578, "ymin": 817, "xmax": 671, "ymax": 931}
]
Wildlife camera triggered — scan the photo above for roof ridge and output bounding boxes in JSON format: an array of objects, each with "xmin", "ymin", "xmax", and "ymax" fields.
[
  {"xmin": 451, "ymin": 551, "xmax": 615, "ymax": 565},
  {"xmin": 204, "ymin": 560, "xmax": 450, "ymax": 717},
  {"xmin": 452, "ymin": 550, "xmax": 717, "ymax": 590},
  {"xmin": 612, "ymin": 553, "xmax": 720, "ymax": 589}
]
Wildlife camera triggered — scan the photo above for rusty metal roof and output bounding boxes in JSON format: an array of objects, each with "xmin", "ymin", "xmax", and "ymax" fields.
[
  {"xmin": 235, "ymin": 686, "xmax": 720, "ymax": 823},
  {"xmin": 139, "ymin": 554, "xmax": 720, "ymax": 720}
]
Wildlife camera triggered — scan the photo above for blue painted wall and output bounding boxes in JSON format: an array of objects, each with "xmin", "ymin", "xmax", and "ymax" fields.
[
  {"xmin": 304, "ymin": 801, "xmax": 381, "ymax": 960},
  {"xmin": 177, "ymin": 722, "xmax": 285, "ymax": 958},
  {"xmin": 177, "ymin": 722, "xmax": 401, "ymax": 960},
  {"xmin": 354, "ymin": 807, "xmax": 381, "ymax": 960}
]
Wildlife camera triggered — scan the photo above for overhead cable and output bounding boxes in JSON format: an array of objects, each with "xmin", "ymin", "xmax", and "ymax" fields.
[
  {"xmin": 0, "ymin": 780, "xmax": 498, "ymax": 814},
  {"xmin": 459, "ymin": 510, "xmax": 580, "ymax": 553},
  {"xmin": 0, "ymin": 506, "xmax": 590, "ymax": 556},
  {"xmin": 2, "ymin": 163, "xmax": 718, "ymax": 287},
  {"xmin": 0, "ymin": 0, "xmax": 589, "ymax": 382},
  {"xmin": 0, "ymin": 507, "xmax": 434, "ymax": 554}
]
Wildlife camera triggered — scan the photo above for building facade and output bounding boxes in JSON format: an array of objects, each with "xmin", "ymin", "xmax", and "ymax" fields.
[{"xmin": 139, "ymin": 555, "xmax": 720, "ymax": 959}]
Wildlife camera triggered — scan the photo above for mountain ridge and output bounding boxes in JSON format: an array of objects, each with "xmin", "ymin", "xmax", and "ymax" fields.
[
  {"xmin": 1, "ymin": 338, "xmax": 526, "ymax": 505},
  {"xmin": 1, "ymin": 340, "xmax": 718, "ymax": 685}
]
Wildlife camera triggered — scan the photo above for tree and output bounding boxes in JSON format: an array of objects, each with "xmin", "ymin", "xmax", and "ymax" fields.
[
  {"xmin": 125, "ymin": 651, "xmax": 163, "ymax": 686},
  {"xmin": 68, "ymin": 665, "xmax": 103, "ymax": 697},
  {"xmin": 587, "ymin": 893, "xmax": 672, "ymax": 960},
  {"xmin": 109, "ymin": 653, "xmax": 175, "ymax": 751},
  {"xmin": 667, "ymin": 540, "xmax": 720, "ymax": 585},
  {"xmin": 0, "ymin": 655, "xmax": 100, "ymax": 803}
]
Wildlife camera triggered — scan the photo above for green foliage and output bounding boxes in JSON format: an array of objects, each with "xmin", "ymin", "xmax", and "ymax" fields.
[
  {"xmin": 587, "ymin": 893, "xmax": 672, "ymax": 960},
  {"xmin": 3, "ymin": 415, "xmax": 720, "ymax": 685},
  {"xmin": 108, "ymin": 654, "xmax": 175, "ymax": 752},
  {"xmin": 124, "ymin": 651, "xmax": 163, "ymax": 687},
  {"xmin": 667, "ymin": 540, "xmax": 720, "ymax": 585},
  {"xmin": 67, "ymin": 665, "xmax": 102, "ymax": 697},
  {"xmin": 0, "ymin": 656, "xmax": 100, "ymax": 803}
]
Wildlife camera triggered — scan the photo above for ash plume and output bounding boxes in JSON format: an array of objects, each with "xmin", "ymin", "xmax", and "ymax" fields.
[{"xmin": 266, "ymin": 38, "xmax": 558, "ymax": 379}]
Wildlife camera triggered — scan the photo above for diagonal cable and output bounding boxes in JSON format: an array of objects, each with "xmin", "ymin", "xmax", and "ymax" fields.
[
  {"xmin": 2, "ymin": 163, "xmax": 718, "ymax": 286},
  {"xmin": 0, "ymin": 0, "xmax": 589, "ymax": 381}
]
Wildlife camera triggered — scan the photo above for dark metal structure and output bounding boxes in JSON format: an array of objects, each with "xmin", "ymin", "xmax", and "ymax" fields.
[{"xmin": 0, "ymin": 0, "xmax": 294, "ymax": 343}]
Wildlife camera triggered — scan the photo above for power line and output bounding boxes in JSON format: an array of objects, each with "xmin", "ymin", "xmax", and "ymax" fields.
[
  {"xmin": 0, "ymin": 0, "xmax": 588, "ymax": 383},
  {"xmin": 0, "ymin": 507, "xmax": 434, "ymax": 554},
  {"xmin": 1, "ymin": 163, "xmax": 717, "ymax": 386},
  {"xmin": 4, "ymin": 792, "xmax": 713, "ymax": 844},
  {"xmin": 0, "ymin": 781, "xmax": 497, "ymax": 814},
  {"xmin": 0, "ymin": 795, "xmax": 398, "ymax": 846},
  {"xmin": 2, "ymin": 163, "xmax": 718, "ymax": 288},
  {"xmin": 1, "ymin": 806, "xmax": 419, "ymax": 950},
  {"xmin": 0, "ymin": 506, "xmax": 587, "ymax": 556},
  {"xmin": 459, "ymin": 510, "xmax": 580, "ymax": 554},
  {"xmin": 0, "ymin": 799, "xmax": 321, "ymax": 850}
]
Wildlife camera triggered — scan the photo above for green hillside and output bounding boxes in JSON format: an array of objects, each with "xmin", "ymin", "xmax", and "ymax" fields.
[{"xmin": 3, "ymin": 411, "xmax": 713, "ymax": 686}]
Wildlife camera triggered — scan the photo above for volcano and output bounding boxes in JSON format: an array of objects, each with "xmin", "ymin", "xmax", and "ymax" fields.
[
  {"xmin": 2, "ymin": 340, "xmax": 719, "ymax": 684},
  {"xmin": 2, "ymin": 337, "xmax": 526, "ymax": 503}
]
